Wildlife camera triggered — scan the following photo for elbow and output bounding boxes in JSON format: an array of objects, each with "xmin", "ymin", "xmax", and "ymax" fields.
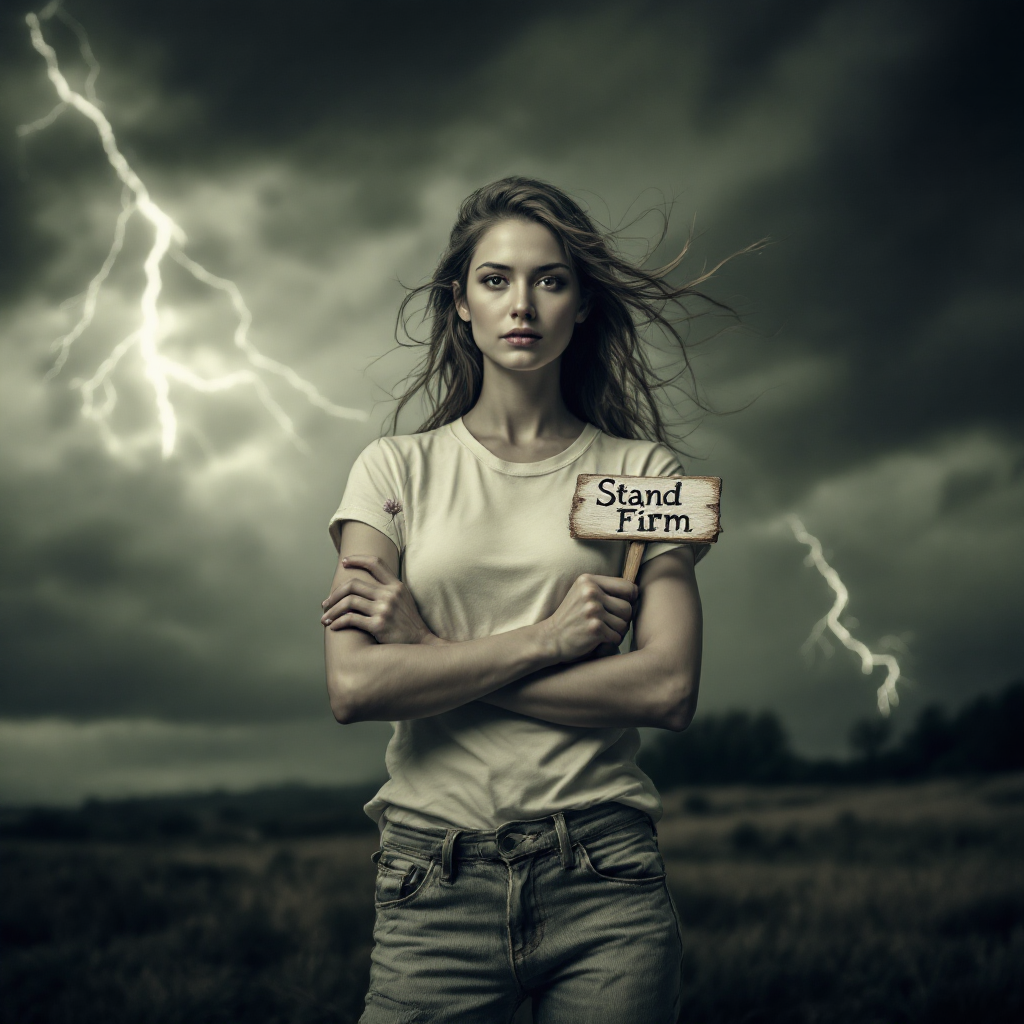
[
  {"xmin": 331, "ymin": 697, "xmax": 361, "ymax": 726},
  {"xmin": 654, "ymin": 668, "xmax": 700, "ymax": 733},
  {"xmin": 661, "ymin": 702, "xmax": 696, "ymax": 734},
  {"xmin": 327, "ymin": 668, "xmax": 369, "ymax": 725}
]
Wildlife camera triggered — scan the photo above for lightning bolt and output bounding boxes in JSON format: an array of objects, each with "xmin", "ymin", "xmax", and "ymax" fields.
[
  {"xmin": 786, "ymin": 515, "xmax": 901, "ymax": 716},
  {"xmin": 20, "ymin": 5, "xmax": 367, "ymax": 459}
]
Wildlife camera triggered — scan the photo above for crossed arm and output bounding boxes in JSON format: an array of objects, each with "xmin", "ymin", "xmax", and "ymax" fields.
[{"xmin": 322, "ymin": 520, "xmax": 702, "ymax": 731}]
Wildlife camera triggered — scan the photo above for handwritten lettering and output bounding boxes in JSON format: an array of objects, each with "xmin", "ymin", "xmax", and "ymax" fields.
[
  {"xmin": 614, "ymin": 508, "xmax": 691, "ymax": 533},
  {"xmin": 570, "ymin": 473, "xmax": 720, "ymax": 544},
  {"xmin": 664, "ymin": 513, "xmax": 691, "ymax": 532}
]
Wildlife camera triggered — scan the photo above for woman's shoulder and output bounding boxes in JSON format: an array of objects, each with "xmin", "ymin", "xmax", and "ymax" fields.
[
  {"xmin": 355, "ymin": 424, "xmax": 457, "ymax": 465},
  {"xmin": 335, "ymin": 426, "xmax": 459, "ymax": 540},
  {"xmin": 587, "ymin": 430, "xmax": 686, "ymax": 476}
]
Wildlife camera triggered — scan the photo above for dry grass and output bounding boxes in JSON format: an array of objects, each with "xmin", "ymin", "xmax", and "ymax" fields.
[
  {"xmin": 660, "ymin": 775, "xmax": 1024, "ymax": 1023},
  {"xmin": 2, "ymin": 776, "xmax": 1022, "ymax": 1023},
  {"xmin": 1, "ymin": 834, "xmax": 380, "ymax": 1024}
]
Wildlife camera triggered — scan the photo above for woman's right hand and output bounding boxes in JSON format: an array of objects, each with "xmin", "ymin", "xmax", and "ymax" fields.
[
  {"xmin": 544, "ymin": 574, "xmax": 637, "ymax": 663},
  {"xmin": 322, "ymin": 554, "xmax": 439, "ymax": 646}
]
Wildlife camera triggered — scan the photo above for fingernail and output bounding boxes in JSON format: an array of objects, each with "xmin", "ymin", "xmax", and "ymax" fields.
[
  {"xmin": 321, "ymin": 616, "xmax": 329, "ymax": 625},
  {"xmin": 341, "ymin": 557, "xmax": 349, "ymax": 565}
]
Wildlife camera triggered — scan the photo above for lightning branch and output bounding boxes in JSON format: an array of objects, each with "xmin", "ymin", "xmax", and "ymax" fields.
[{"xmin": 20, "ymin": 4, "xmax": 367, "ymax": 460}]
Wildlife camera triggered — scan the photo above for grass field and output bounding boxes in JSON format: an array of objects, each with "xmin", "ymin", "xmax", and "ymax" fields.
[{"xmin": 3, "ymin": 775, "xmax": 1022, "ymax": 1023}]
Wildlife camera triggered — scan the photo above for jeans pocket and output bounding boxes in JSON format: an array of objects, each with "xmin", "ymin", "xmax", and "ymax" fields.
[
  {"xmin": 579, "ymin": 822, "xmax": 667, "ymax": 884},
  {"xmin": 374, "ymin": 849, "xmax": 435, "ymax": 908}
]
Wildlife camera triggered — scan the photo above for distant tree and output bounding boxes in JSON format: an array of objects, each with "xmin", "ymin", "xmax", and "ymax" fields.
[
  {"xmin": 887, "ymin": 681, "xmax": 1023, "ymax": 777},
  {"xmin": 639, "ymin": 710, "xmax": 795, "ymax": 788},
  {"xmin": 848, "ymin": 717, "xmax": 893, "ymax": 760},
  {"xmin": 900, "ymin": 705, "xmax": 956, "ymax": 770},
  {"xmin": 637, "ymin": 680, "xmax": 1023, "ymax": 790},
  {"xmin": 945, "ymin": 681, "xmax": 1023, "ymax": 773}
]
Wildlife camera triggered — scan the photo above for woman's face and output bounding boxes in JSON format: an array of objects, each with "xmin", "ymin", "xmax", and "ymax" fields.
[{"xmin": 454, "ymin": 218, "xmax": 587, "ymax": 376}]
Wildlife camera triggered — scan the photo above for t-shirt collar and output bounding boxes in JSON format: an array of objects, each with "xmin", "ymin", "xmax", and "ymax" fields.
[{"xmin": 449, "ymin": 418, "xmax": 600, "ymax": 477}]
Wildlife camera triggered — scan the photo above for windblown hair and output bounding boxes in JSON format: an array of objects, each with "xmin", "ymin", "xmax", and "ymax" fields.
[{"xmin": 388, "ymin": 176, "xmax": 755, "ymax": 448}]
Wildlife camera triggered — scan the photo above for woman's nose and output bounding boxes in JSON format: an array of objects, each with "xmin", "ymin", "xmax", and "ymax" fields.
[{"xmin": 510, "ymin": 285, "xmax": 535, "ymax": 320}]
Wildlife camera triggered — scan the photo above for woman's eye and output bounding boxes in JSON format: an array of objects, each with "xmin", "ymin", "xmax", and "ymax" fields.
[
  {"xmin": 539, "ymin": 276, "xmax": 564, "ymax": 289},
  {"xmin": 484, "ymin": 275, "xmax": 505, "ymax": 287}
]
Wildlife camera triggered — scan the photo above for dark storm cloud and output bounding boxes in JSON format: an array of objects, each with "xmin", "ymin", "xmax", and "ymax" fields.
[
  {"xmin": 0, "ymin": 0, "xmax": 1020, "ymax": 796},
  {"xmin": 679, "ymin": 0, "xmax": 1023, "ymax": 483},
  {"xmin": 0, "ymin": 448, "xmax": 327, "ymax": 721}
]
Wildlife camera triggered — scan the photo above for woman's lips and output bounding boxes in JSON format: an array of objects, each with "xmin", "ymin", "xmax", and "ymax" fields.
[{"xmin": 503, "ymin": 332, "xmax": 540, "ymax": 347}]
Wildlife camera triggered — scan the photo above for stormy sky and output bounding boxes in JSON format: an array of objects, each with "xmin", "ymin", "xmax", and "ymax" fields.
[{"xmin": 0, "ymin": 0, "xmax": 1020, "ymax": 804}]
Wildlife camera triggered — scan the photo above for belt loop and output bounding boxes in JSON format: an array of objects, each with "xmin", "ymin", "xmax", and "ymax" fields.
[
  {"xmin": 371, "ymin": 811, "xmax": 389, "ymax": 864},
  {"xmin": 553, "ymin": 812, "xmax": 573, "ymax": 871},
  {"xmin": 441, "ymin": 828, "xmax": 462, "ymax": 882}
]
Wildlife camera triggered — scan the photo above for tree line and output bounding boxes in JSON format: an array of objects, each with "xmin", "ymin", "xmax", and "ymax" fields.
[
  {"xmin": 3, "ymin": 682, "xmax": 1020, "ymax": 842},
  {"xmin": 639, "ymin": 680, "xmax": 1023, "ymax": 789}
]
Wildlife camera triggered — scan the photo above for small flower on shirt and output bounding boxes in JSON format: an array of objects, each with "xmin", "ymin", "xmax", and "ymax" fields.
[{"xmin": 383, "ymin": 497, "xmax": 403, "ymax": 523}]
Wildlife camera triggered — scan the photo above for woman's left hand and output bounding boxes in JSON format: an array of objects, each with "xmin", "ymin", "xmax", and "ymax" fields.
[{"xmin": 321, "ymin": 554, "xmax": 439, "ymax": 645}]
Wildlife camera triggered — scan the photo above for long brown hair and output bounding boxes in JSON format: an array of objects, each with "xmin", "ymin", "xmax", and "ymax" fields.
[{"xmin": 388, "ymin": 176, "xmax": 756, "ymax": 449}]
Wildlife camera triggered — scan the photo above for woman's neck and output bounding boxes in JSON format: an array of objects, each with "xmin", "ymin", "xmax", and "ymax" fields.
[{"xmin": 461, "ymin": 358, "xmax": 585, "ymax": 461}]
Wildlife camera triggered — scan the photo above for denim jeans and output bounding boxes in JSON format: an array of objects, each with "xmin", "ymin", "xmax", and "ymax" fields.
[{"xmin": 358, "ymin": 803, "xmax": 683, "ymax": 1024}]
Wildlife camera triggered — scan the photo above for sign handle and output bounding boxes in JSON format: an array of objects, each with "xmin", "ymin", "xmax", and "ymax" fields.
[{"xmin": 622, "ymin": 540, "xmax": 646, "ymax": 584}]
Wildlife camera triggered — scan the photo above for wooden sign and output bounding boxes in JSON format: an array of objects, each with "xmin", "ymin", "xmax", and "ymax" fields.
[{"xmin": 569, "ymin": 474, "xmax": 722, "ymax": 583}]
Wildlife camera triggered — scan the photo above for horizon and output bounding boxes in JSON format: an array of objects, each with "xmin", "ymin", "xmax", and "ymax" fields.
[{"xmin": 4, "ymin": 679, "xmax": 1019, "ymax": 808}]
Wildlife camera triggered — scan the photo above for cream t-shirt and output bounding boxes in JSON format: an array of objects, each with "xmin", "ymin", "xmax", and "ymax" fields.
[{"xmin": 328, "ymin": 418, "xmax": 708, "ymax": 830}]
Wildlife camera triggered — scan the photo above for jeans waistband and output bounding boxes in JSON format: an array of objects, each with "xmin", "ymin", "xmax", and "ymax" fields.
[{"xmin": 378, "ymin": 803, "xmax": 653, "ymax": 880}]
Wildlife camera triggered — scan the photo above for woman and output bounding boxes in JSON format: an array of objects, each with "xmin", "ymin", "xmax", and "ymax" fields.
[{"xmin": 322, "ymin": 177, "xmax": 727, "ymax": 1023}]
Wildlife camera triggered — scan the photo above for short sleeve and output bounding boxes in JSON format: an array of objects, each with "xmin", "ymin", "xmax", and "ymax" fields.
[
  {"xmin": 328, "ymin": 439, "xmax": 407, "ymax": 554},
  {"xmin": 638, "ymin": 444, "xmax": 711, "ymax": 568}
]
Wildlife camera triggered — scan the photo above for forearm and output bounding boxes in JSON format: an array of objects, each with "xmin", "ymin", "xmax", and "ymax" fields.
[
  {"xmin": 324, "ymin": 524, "xmax": 699, "ymax": 729},
  {"xmin": 325, "ymin": 621, "xmax": 560, "ymax": 723},
  {"xmin": 478, "ymin": 641, "xmax": 700, "ymax": 731},
  {"xmin": 325, "ymin": 524, "xmax": 564, "ymax": 723},
  {"xmin": 482, "ymin": 548, "xmax": 704, "ymax": 730}
]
